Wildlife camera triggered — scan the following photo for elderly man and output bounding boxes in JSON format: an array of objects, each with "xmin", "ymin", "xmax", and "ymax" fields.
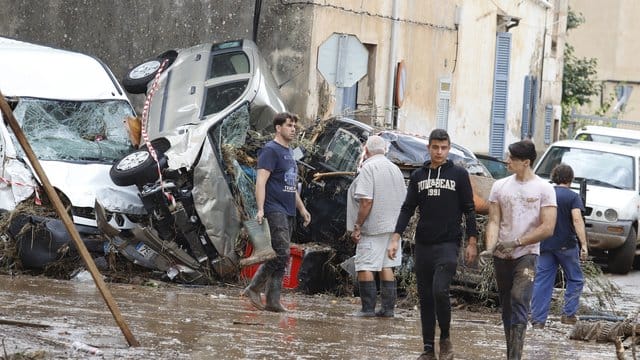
[{"xmin": 347, "ymin": 135, "xmax": 406, "ymax": 318}]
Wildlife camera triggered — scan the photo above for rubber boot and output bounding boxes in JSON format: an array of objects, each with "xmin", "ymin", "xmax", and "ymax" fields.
[
  {"xmin": 504, "ymin": 324, "xmax": 511, "ymax": 358},
  {"xmin": 375, "ymin": 280, "xmax": 396, "ymax": 317},
  {"xmin": 242, "ymin": 264, "xmax": 269, "ymax": 310},
  {"xmin": 239, "ymin": 219, "xmax": 276, "ymax": 267},
  {"xmin": 354, "ymin": 281, "xmax": 377, "ymax": 317},
  {"xmin": 265, "ymin": 273, "xmax": 287, "ymax": 312},
  {"xmin": 508, "ymin": 324, "xmax": 526, "ymax": 360}
]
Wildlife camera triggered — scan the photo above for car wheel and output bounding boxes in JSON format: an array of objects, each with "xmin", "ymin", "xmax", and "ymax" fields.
[
  {"xmin": 110, "ymin": 150, "xmax": 164, "ymax": 187},
  {"xmin": 122, "ymin": 50, "xmax": 178, "ymax": 94},
  {"xmin": 607, "ymin": 227, "xmax": 636, "ymax": 274}
]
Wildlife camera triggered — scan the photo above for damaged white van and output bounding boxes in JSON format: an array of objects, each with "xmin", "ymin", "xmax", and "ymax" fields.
[{"xmin": 0, "ymin": 37, "xmax": 141, "ymax": 267}]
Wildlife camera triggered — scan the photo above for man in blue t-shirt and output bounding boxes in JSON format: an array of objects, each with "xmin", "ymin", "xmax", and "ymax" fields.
[
  {"xmin": 531, "ymin": 163, "xmax": 588, "ymax": 328},
  {"xmin": 242, "ymin": 112, "xmax": 311, "ymax": 312}
]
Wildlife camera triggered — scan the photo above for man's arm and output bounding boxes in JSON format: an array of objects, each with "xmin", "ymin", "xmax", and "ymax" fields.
[
  {"xmin": 351, "ymin": 198, "xmax": 372, "ymax": 243},
  {"xmin": 295, "ymin": 191, "xmax": 311, "ymax": 226},
  {"xmin": 255, "ymin": 169, "xmax": 270, "ymax": 224},
  {"xmin": 517, "ymin": 206, "xmax": 557, "ymax": 246},
  {"xmin": 571, "ymin": 208, "xmax": 588, "ymax": 260},
  {"xmin": 484, "ymin": 202, "xmax": 501, "ymax": 251}
]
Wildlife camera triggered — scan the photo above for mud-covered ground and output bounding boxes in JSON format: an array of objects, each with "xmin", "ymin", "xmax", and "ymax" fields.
[{"xmin": 0, "ymin": 272, "xmax": 637, "ymax": 360}]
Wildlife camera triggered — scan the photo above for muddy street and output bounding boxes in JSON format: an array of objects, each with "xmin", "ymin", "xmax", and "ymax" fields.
[{"xmin": 0, "ymin": 272, "xmax": 634, "ymax": 359}]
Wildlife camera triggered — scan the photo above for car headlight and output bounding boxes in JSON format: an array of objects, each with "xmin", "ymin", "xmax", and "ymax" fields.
[{"xmin": 604, "ymin": 209, "xmax": 618, "ymax": 222}]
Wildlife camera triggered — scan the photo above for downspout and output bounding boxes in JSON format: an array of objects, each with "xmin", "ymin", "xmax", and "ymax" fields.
[
  {"xmin": 385, "ymin": 0, "xmax": 399, "ymax": 127},
  {"xmin": 252, "ymin": 0, "xmax": 262, "ymax": 42}
]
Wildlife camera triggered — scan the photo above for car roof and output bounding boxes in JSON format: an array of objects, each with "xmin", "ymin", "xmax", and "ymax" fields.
[
  {"xmin": 0, "ymin": 36, "xmax": 127, "ymax": 101},
  {"xmin": 574, "ymin": 125, "xmax": 640, "ymax": 140},
  {"xmin": 549, "ymin": 139, "xmax": 640, "ymax": 156}
]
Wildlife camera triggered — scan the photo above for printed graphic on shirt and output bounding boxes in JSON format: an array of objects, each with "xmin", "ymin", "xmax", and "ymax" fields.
[
  {"xmin": 417, "ymin": 178, "xmax": 456, "ymax": 197},
  {"xmin": 284, "ymin": 166, "xmax": 297, "ymax": 193}
]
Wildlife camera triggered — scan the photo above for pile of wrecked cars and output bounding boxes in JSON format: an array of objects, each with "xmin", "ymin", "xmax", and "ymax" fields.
[{"xmin": 0, "ymin": 37, "xmax": 496, "ymax": 296}]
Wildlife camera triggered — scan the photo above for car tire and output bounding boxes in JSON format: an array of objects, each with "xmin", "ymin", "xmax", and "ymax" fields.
[
  {"xmin": 122, "ymin": 50, "xmax": 178, "ymax": 94},
  {"xmin": 110, "ymin": 150, "xmax": 165, "ymax": 187},
  {"xmin": 607, "ymin": 227, "xmax": 636, "ymax": 274}
]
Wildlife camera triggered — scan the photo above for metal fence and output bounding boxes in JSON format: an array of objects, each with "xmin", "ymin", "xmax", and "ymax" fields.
[{"xmin": 567, "ymin": 110, "xmax": 640, "ymax": 138}]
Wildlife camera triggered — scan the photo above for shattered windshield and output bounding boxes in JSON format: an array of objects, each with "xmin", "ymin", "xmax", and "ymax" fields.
[
  {"xmin": 536, "ymin": 146, "xmax": 636, "ymax": 190},
  {"xmin": 11, "ymin": 98, "xmax": 134, "ymax": 162}
]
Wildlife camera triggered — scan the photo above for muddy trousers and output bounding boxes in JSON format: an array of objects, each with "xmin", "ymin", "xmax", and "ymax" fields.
[
  {"xmin": 494, "ymin": 255, "xmax": 537, "ymax": 359},
  {"xmin": 415, "ymin": 242, "xmax": 458, "ymax": 351},
  {"xmin": 247, "ymin": 212, "xmax": 294, "ymax": 309}
]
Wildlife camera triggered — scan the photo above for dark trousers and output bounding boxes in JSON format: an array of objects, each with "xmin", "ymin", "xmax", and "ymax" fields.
[
  {"xmin": 258, "ymin": 212, "xmax": 294, "ymax": 278},
  {"xmin": 415, "ymin": 241, "xmax": 459, "ymax": 347},
  {"xmin": 494, "ymin": 255, "xmax": 537, "ymax": 330}
]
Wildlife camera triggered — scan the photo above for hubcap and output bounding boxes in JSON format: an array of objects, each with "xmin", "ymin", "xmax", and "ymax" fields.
[
  {"xmin": 116, "ymin": 151, "xmax": 150, "ymax": 171},
  {"xmin": 129, "ymin": 60, "xmax": 161, "ymax": 79}
]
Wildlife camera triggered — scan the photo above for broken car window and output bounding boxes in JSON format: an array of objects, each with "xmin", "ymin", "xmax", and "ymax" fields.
[
  {"xmin": 323, "ymin": 128, "xmax": 362, "ymax": 172},
  {"xmin": 11, "ymin": 98, "xmax": 134, "ymax": 162},
  {"xmin": 209, "ymin": 52, "xmax": 250, "ymax": 79},
  {"xmin": 203, "ymin": 80, "xmax": 249, "ymax": 117}
]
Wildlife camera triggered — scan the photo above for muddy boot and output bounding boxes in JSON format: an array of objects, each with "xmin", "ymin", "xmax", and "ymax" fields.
[
  {"xmin": 376, "ymin": 280, "xmax": 396, "ymax": 317},
  {"xmin": 504, "ymin": 324, "xmax": 510, "ymax": 357},
  {"xmin": 265, "ymin": 273, "xmax": 287, "ymax": 312},
  {"xmin": 508, "ymin": 324, "xmax": 526, "ymax": 360},
  {"xmin": 439, "ymin": 338, "xmax": 454, "ymax": 360},
  {"xmin": 241, "ymin": 265, "xmax": 269, "ymax": 310},
  {"xmin": 417, "ymin": 346, "xmax": 437, "ymax": 360},
  {"xmin": 239, "ymin": 219, "xmax": 276, "ymax": 267},
  {"xmin": 354, "ymin": 281, "xmax": 377, "ymax": 317}
]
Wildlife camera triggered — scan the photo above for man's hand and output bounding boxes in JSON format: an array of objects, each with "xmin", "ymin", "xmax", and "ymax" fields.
[
  {"xmin": 256, "ymin": 210, "xmax": 264, "ymax": 225},
  {"xmin": 300, "ymin": 208, "xmax": 311, "ymax": 227},
  {"xmin": 580, "ymin": 247, "xmax": 588, "ymax": 261},
  {"xmin": 351, "ymin": 225, "xmax": 361, "ymax": 243},
  {"xmin": 387, "ymin": 233, "xmax": 401, "ymax": 260},
  {"xmin": 465, "ymin": 236, "xmax": 478, "ymax": 265},
  {"xmin": 495, "ymin": 238, "xmax": 521, "ymax": 253}
]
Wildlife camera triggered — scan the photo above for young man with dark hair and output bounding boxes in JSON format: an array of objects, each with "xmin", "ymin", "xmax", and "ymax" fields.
[
  {"xmin": 531, "ymin": 163, "xmax": 587, "ymax": 328},
  {"xmin": 242, "ymin": 112, "xmax": 311, "ymax": 312},
  {"xmin": 481, "ymin": 139, "xmax": 557, "ymax": 359},
  {"xmin": 388, "ymin": 129, "xmax": 478, "ymax": 360}
]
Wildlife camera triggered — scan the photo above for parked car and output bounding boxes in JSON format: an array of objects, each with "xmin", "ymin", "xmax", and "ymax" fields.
[
  {"xmin": 95, "ymin": 39, "xmax": 287, "ymax": 283},
  {"xmin": 574, "ymin": 125, "xmax": 640, "ymax": 148},
  {"xmin": 534, "ymin": 139, "xmax": 640, "ymax": 274},
  {"xmin": 475, "ymin": 153, "xmax": 509, "ymax": 179},
  {"xmin": 0, "ymin": 36, "xmax": 141, "ymax": 269}
]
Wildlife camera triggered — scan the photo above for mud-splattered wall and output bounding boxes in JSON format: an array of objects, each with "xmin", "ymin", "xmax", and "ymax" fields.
[{"xmin": 0, "ymin": 0, "xmax": 313, "ymax": 115}]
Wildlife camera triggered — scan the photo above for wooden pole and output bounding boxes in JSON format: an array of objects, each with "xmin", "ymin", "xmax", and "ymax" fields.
[{"xmin": 0, "ymin": 91, "xmax": 140, "ymax": 347}]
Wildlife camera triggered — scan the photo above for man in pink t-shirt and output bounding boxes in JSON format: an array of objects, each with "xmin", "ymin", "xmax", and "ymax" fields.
[{"xmin": 482, "ymin": 140, "xmax": 557, "ymax": 359}]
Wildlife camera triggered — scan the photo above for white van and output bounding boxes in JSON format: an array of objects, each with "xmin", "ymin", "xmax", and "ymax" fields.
[
  {"xmin": 574, "ymin": 125, "xmax": 640, "ymax": 148},
  {"xmin": 0, "ymin": 36, "xmax": 142, "ymax": 229}
]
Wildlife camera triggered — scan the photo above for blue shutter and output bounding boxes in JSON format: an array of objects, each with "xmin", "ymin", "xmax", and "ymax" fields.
[
  {"xmin": 544, "ymin": 104, "xmax": 553, "ymax": 145},
  {"xmin": 489, "ymin": 32, "xmax": 511, "ymax": 159},
  {"xmin": 530, "ymin": 77, "xmax": 539, "ymax": 136},
  {"xmin": 521, "ymin": 75, "xmax": 532, "ymax": 139}
]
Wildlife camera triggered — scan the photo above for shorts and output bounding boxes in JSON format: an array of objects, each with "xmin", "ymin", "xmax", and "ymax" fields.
[{"xmin": 354, "ymin": 232, "xmax": 401, "ymax": 272}]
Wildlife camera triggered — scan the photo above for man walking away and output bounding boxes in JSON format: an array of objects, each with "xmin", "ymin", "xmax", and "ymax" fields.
[
  {"xmin": 388, "ymin": 129, "xmax": 479, "ymax": 360},
  {"xmin": 347, "ymin": 135, "xmax": 406, "ymax": 317},
  {"xmin": 531, "ymin": 163, "xmax": 587, "ymax": 328}
]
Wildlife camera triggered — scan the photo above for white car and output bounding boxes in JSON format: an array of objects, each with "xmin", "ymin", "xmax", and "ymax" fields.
[
  {"xmin": 574, "ymin": 125, "xmax": 640, "ymax": 148},
  {"xmin": 534, "ymin": 139, "xmax": 640, "ymax": 274}
]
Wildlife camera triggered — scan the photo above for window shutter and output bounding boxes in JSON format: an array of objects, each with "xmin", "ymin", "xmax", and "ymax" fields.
[
  {"xmin": 521, "ymin": 75, "xmax": 532, "ymax": 139},
  {"xmin": 489, "ymin": 32, "xmax": 511, "ymax": 159},
  {"xmin": 436, "ymin": 77, "xmax": 451, "ymax": 129},
  {"xmin": 544, "ymin": 104, "xmax": 553, "ymax": 145}
]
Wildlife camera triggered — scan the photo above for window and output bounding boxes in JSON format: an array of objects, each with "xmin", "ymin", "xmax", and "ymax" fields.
[
  {"xmin": 323, "ymin": 128, "xmax": 362, "ymax": 172},
  {"xmin": 203, "ymin": 80, "xmax": 249, "ymax": 116},
  {"xmin": 209, "ymin": 52, "xmax": 249, "ymax": 79}
]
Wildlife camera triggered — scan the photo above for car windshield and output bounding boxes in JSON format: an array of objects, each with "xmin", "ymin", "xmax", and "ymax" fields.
[
  {"xmin": 11, "ymin": 98, "xmax": 134, "ymax": 162},
  {"xmin": 535, "ymin": 146, "xmax": 636, "ymax": 190}
]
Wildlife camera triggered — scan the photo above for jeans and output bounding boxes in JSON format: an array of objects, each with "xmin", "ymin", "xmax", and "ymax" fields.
[
  {"xmin": 494, "ymin": 255, "xmax": 537, "ymax": 330},
  {"xmin": 415, "ymin": 242, "xmax": 459, "ymax": 347},
  {"xmin": 259, "ymin": 212, "xmax": 294, "ymax": 279},
  {"xmin": 531, "ymin": 246, "xmax": 584, "ymax": 324}
]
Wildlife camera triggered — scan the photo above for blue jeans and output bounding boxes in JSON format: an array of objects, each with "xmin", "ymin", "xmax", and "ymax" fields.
[
  {"xmin": 531, "ymin": 246, "xmax": 584, "ymax": 324},
  {"xmin": 494, "ymin": 255, "xmax": 537, "ymax": 330}
]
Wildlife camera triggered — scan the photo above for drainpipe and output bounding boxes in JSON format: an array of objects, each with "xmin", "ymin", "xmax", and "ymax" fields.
[{"xmin": 385, "ymin": 0, "xmax": 399, "ymax": 127}]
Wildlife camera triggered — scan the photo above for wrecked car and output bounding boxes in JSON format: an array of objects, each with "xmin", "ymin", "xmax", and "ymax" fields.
[
  {"xmin": 0, "ymin": 36, "xmax": 141, "ymax": 270},
  {"xmin": 95, "ymin": 39, "xmax": 286, "ymax": 283}
]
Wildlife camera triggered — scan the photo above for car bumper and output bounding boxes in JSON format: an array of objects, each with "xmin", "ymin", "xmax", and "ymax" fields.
[{"xmin": 586, "ymin": 219, "xmax": 632, "ymax": 250}]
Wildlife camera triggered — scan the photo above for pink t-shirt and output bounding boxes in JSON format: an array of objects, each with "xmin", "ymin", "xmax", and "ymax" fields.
[{"xmin": 488, "ymin": 174, "xmax": 557, "ymax": 259}]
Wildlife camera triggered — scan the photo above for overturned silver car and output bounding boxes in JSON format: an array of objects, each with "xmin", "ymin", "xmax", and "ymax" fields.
[{"xmin": 96, "ymin": 40, "xmax": 286, "ymax": 283}]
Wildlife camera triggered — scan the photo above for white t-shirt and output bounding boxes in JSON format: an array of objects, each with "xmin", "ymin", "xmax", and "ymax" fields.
[
  {"xmin": 347, "ymin": 154, "xmax": 407, "ymax": 235},
  {"xmin": 488, "ymin": 174, "xmax": 557, "ymax": 259}
]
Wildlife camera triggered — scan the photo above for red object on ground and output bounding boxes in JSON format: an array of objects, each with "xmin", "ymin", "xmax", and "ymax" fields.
[{"xmin": 240, "ymin": 244, "xmax": 303, "ymax": 289}]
